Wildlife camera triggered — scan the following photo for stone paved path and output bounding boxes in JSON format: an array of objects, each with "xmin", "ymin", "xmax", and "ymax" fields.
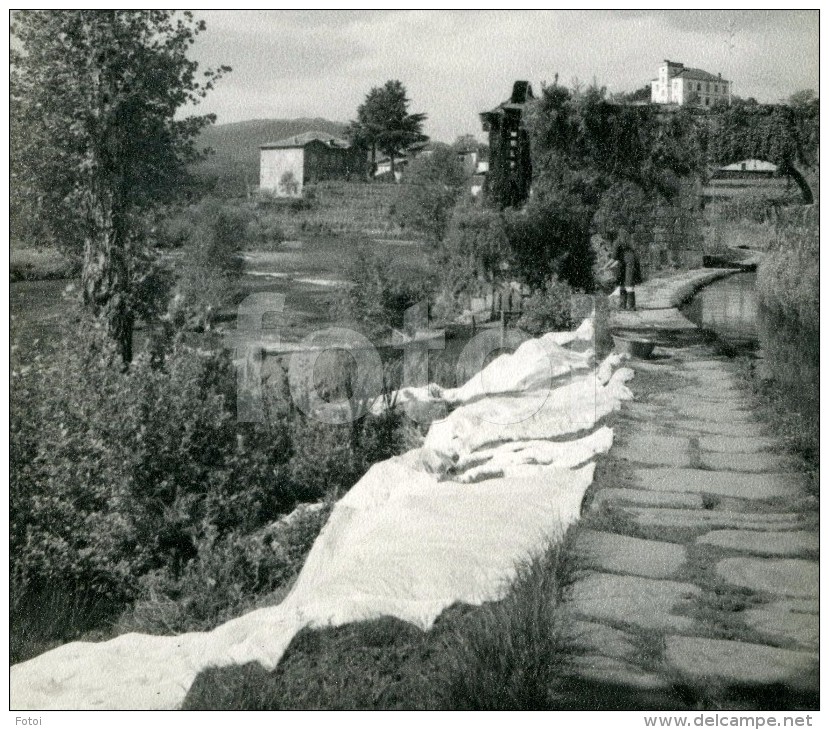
[{"xmin": 561, "ymin": 288, "xmax": 819, "ymax": 709}]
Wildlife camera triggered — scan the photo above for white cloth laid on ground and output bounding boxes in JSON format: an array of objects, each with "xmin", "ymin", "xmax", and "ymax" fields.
[{"xmin": 11, "ymin": 318, "xmax": 632, "ymax": 710}]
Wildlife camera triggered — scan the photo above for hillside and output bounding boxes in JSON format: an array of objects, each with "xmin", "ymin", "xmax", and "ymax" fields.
[{"xmin": 194, "ymin": 117, "xmax": 347, "ymax": 196}]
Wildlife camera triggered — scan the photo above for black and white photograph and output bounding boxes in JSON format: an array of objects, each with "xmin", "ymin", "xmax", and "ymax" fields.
[{"xmin": 7, "ymin": 7, "xmax": 821, "ymax": 719}]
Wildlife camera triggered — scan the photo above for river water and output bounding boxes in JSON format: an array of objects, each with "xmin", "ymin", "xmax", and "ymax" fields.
[
  {"xmin": 681, "ymin": 272, "xmax": 819, "ymax": 455},
  {"xmin": 681, "ymin": 272, "xmax": 759, "ymax": 351}
]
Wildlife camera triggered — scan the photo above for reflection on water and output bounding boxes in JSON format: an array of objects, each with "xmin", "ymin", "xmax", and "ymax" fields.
[
  {"xmin": 682, "ymin": 272, "xmax": 819, "ymax": 462},
  {"xmin": 681, "ymin": 273, "xmax": 759, "ymax": 348}
]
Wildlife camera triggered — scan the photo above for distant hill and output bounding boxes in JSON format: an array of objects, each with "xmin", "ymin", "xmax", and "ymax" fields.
[{"xmin": 194, "ymin": 117, "xmax": 347, "ymax": 196}]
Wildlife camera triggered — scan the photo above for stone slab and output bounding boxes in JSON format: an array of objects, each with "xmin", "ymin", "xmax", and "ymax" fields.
[
  {"xmin": 698, "ymin": 436, "xmax": 776, "ymax": 454},
  {"xmin": 664, "ymin": 636, "xmax": 818, "ymax": 693},
  {"xmin": 715, "ymin": 558, "xmax": 818, "ymax": 598},
  {"xmin": 662, "ymin": 386, "xmax": 744, "ymax": 401},
  {"xmin": 616, "ymin": 434, "xmax": 691, "ymax": 467},
  {"xmin": 590, "ymin": 488, "xmax": 704, "ymax": 510},
  {"xmin": 681, "ymin": 361, "xmax": 731, "ymax": 372},
  {"xmin": 697, "ymin": 530, "xmax": 818, "ymax": 557},
  {"xmin": 575, "ymin": 529, "xmax": 687, "ymax": 580},
  {"xmin": 680, "ymin": 422, "xmax": 764, "ymax": 438},
  {"xmin": 568, "ymin": 620, "xmax": 638, "ymax": 661},
  {"xmin": 633, "ymin": 468, "xmax": 803, "ymax": 500},
  {"xmin": 701, "ymin": 452, "xmax": 790, "ymax": 473},
  {"xmin": 673, "ymin": 403, "xmax": 755, "ymax": 422},
  {"xmin": 743, "ymin": 603, "xmax": 819, "ymax": 649},
  {"xmin": 572, "ymin": 655, "xmax": 670, "ymax": 691},
  {"xmin": 568, "ymin": 573, "xmax": 700, "ymax": 633},
  {"xmin": 629, "ymin": 508, "xmax": 801, "ymax": 532}
]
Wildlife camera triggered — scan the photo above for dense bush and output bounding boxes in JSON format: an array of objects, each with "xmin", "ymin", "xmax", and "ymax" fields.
[
  {"xmin": 437, "ymin": 199, "xmax": 510, "ymax": 301},
  {"xmin": 756, "ymin": 207, "xmax": 819, "ymax": 330},
  {"xmin": 174, "ymin": 199, "xmax": 247, "ymax": 328},
  {"xmin": 119, "ymin": 504, "xmax": 332, "ymax": 635},
  {"xmin": 11, "ymin": 309, "xmax": 409, "ymax": 652},
  {"xmin": 504, "ymin": 200, "xmax": 595, "ymax": 292},
  {"xmin": 516, "ymin": 276, "xmax": 576, "ymax": 336},
  {"xmin": 334, "ymin": 249, "xmax": 435, "ymax": 337},
  {"xmin": 396, "ymin": 145, "xmax": 468, "ymax": 242}
]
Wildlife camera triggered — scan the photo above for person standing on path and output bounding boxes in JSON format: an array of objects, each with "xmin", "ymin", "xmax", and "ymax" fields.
[{"xmin": 612, "ymin": 228, "xmax": 642, "ymax": 310}]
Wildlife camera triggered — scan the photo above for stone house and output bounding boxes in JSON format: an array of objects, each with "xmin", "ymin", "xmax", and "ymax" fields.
[
  {"xmin": 651, "ymin": 60, "xmax": 731, "ymax": 108},
  {"xmin": 259, "ymin": 131, "xmax": 365, "ymax": 197}
]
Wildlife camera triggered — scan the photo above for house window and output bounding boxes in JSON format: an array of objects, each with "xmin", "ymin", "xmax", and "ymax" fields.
[
  {"xmin": 705, "ymin": 97, "xmax": 709, "ymax": 106},
  {"xmin": 706, "ymin": 82, "xmax": 710, "ymax": 91},
  {"xmin": 697, "ymin": 83, "xmax": 701, "ymax": 91},
  {"xmin": 714, "ymin": 85, "xmax": 718, "ymax": 93}
]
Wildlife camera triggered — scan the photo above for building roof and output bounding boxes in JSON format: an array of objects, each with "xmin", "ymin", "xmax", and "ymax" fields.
[
  {"xmin": 674, "ymin": 67, "xmax": 723, "ymax": 82},
  {"xmin": 481, "ymin": 81, "xmax": 535, "ymax": 118},
  {"xmin": 719, "ymin": 159, "xmax": 778, "ymax": 172},
  {"xmin": 260, "ymin": 130, "xmax": 351, "ymax": 150}
]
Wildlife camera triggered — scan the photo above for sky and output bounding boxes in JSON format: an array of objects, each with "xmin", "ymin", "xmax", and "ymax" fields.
[{"xmin": 186, "ymin": 9, "xmax": 819, "ymax": 142}]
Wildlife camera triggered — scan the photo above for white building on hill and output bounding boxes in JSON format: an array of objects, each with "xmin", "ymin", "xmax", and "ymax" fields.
[{"xmin": 651, "ymin": 60, "xmax": 730, "ymax": 108}]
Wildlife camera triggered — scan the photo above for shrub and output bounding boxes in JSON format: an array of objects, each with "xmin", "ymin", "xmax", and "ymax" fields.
[
  {"xmin": 505, "ymin": 200, "xmax": 595, "ymax": 292},
  {"xmin": 118, "ymin": 504, "xmax": 332, "ymax": 635},
  {"xmin": 334, "ymin": 249, "xmax": 435, "ymax": 338},
  {"xmin": 10, "ymin": 314, "xmax": 295, "ymax": 640},
  {"xmin": 396, "ymin": 145, "xmax": 467, "ymax": 242},
  {"xmin": 174, "ymin": 199, "xmax": 247, "ymax": 328},
  {"xmin": 756, "ymin": 209, "xmax": 819, "ymax": 330},
  {"xmin": 438, "ymin": 199, "xmax": 510, "ymax": 301},
  {"xmin": 516, "ymin": 276, "xmax": 576, "ymax": 336}
]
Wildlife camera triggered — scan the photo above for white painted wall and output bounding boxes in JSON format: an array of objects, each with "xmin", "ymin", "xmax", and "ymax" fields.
[{"xmin": 260, "ymin": 147, "xmax": 305, "ymax": 197}]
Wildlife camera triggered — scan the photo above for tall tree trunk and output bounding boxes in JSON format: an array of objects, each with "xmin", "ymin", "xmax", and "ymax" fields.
[
  {"xmin": 82, "ymin": 186, "xmax": 134, "ymax": 364},
  {"xmin": 389, "ymin": 150, "xmax": 396, "ymax": 181},
  {"xmin": 779, "ymin": 160, "xmax": 814, "ymax": 204}
]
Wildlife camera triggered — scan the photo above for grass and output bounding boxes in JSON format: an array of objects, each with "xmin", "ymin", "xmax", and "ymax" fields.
[
  {"xmin": 10, "ymin": 582, "xmax": 121, "ymax": 664},
  {"xmin": 183, "ymin": 536, "xmax": 580, "ymax": 710},
  {"xmin": 10, "ymin": 245, "xmax": 79, "ymax": 282},
  {"xmin": 252, "ymin": 181, "xmax": 412, "ymax": 241}
]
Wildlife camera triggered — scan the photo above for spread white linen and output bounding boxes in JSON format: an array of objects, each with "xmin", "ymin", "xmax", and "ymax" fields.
[{"xmin": 11, "ymin": 318, "xmax": 632, "ymax": 710}]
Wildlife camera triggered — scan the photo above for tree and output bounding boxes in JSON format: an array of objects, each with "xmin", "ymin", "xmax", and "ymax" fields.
[
  {"xmin": 788, "ymin": 89, "xmax": 816, "ymax": 107},
  {"xmin": 349, "ymin": 80, "xmax": 428, "ymax": 179},
  {"xmin": 11, "ymin": 10, "xmax": 229, "ymax": 363},
  {"xmin": 612, "ymin": 84, "xmax": 652, "ymax": 104},
  {"xmin": 396, "ymin": 144, "xmax": 467, "ymax": 242}
]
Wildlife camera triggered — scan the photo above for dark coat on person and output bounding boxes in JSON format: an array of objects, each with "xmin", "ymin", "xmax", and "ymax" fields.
[{"xmin": 613, "ymin": 240, "xmax": 642, "ymax": 288}]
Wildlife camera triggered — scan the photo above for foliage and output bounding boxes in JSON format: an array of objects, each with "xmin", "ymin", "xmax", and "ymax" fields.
[
  {"xmin": 173, "ymin": 199, "xmax": 247, "ymax": 329},
  {"xmin": 707, "ymin": 99, "xmax": 819, "ymax": 203},
  {"xmin": 516, "ymin": 277, "xmax": 576, "ymax": 336},
  {"xmin": 11, "ymin": 10, "xmax": 229, "ymax": 361},
  {"xmin": 504, "ymin": 199, "xmax": 595, "ymax": 292},
  {"xmin": 118, "ymin": 504, "xmax": 332, "ymax": 635},
  {"xmin": 349, "ymin": 80, "xmax": 428, "ymax": 177},
  {"xmin": 334, "ymin": 249, "xmax": 436, "ymax": 337},
  {"xmin": 612, "ymin": 84, "xmax": 652, "ymax": 104},
  {"xmin": 11, "ymin": 306, "xmax": 412, "ymax": 653},
  {"xmin": 526, "ymin": 83, "xmax": 704, "ymax": 201},
  {"xmin": 437, "ymin": 199, "xmax": 511, "ymax": 300},
  {"xmin": 756, "ymin": 206, "xmax": 819, "ymax": 330},
  {"xmin": 396, "ymin": 145, "xmax": 468, "ymax": 242}
]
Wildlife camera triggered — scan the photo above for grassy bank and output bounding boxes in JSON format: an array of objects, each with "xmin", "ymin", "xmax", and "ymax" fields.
[{"xmin": 183, "ymin": 537, "xmax": 580, "ymax": 710}]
